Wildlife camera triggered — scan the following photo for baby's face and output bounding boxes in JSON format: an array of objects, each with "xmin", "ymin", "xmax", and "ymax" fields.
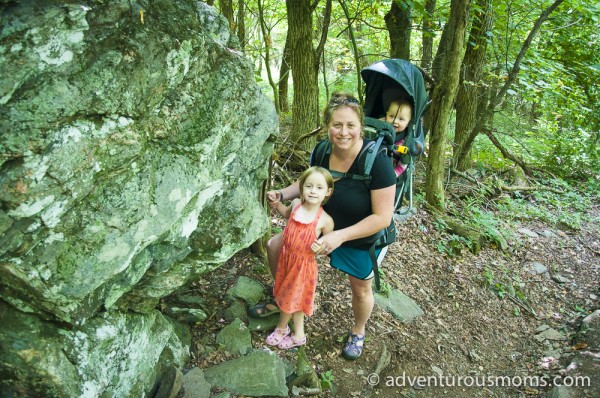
[{"xmin": 385, "ymin": 104, "xmax": 412, "ymax": 133}]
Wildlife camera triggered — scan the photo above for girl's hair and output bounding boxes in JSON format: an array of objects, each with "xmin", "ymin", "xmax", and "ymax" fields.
[
  {"xmin": 299, "ymin": 166, "xmax": 334, "ymax": 205},
  {"xmin": 322, "ymin": 91, "xmax": 363, "ymax": 126}
]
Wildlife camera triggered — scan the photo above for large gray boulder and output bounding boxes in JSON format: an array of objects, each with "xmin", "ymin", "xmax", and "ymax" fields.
[{"xmin": 0, "ymin": 0, "xmax": 277, "ymax": 396}]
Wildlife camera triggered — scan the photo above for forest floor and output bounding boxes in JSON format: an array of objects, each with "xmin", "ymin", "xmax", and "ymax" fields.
[{"xmin": 186, "ymin": 199, "xmax": 599, "ymax": 398}]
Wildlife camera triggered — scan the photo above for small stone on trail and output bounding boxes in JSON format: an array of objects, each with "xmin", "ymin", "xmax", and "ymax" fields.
[
  {"xmin": 551, "ymin": 274, "xmax": 570, "ymax": 284},
  {"xmin": 518, "ymin": 228, "xmax": 539, "ymax": 238}
]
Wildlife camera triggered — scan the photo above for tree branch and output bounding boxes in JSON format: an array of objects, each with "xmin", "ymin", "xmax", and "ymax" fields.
[
  {"xmin": 490, "ymin": 0, "xmax": 566, "ymax": 110},
  {"xmin": 485, "ymin": 130, "xmax": 532, "ymax": 175},
  {"xmin": 314, "ymin": 0, "xmax": 332, "ymax": 70}
]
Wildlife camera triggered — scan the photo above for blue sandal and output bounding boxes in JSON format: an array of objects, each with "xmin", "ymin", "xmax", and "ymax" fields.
[{"xmin": 342, "ymin": 332, "xmax": 365, "ymax": 360}]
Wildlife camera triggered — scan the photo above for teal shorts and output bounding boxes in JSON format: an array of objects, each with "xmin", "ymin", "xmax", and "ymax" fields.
[{"xmin": 329, "ymin": 246, "xmax": 381, "ymax": 280}]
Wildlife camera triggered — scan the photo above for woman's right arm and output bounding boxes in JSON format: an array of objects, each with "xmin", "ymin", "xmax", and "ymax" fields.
[{"xmin": 267, "ymin": 181, "xmax": 301, "ymax": 207}]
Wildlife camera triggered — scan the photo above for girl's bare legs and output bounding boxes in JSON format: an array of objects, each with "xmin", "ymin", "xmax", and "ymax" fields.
[
  {"xmin": 276, "ymin": 311, "xmax": 292, "ymax": 330},
  {"xmin": 291, "ymin": 311, "xmax": 305, "ymax": 340},
  {"xmin": 348, "ymin": 275, "xmax": 374, "ymax": 336},
  {"xmin": 266, "ymin": 310, "xmax": 291, "ymax": 346}
]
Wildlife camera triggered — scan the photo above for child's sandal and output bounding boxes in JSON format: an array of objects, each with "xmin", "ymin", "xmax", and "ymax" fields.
[
  {"xmin": 265, "ymin": 326, "xmax": 290, "ymax": 346},
  {"xmin": 277, "ymin": 334, "xmax": 306, "ymax": 350}
]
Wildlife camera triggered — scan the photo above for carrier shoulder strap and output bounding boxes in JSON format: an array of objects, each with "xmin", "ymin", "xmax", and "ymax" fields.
[{"xmin": 313, "ymin": 139, "xmax": 385, "ymax": 186}]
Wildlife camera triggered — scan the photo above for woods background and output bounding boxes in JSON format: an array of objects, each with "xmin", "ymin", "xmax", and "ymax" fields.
[{"xmin": 208, "ymin": 0, "xmax": 598, "ymax": 214}]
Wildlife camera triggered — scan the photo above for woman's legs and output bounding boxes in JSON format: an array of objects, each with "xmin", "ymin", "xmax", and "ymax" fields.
[
  {"xmin": 266, "ymin": 232, "xmax": 283, "ymax": 278},
  {"xmin": 249, "ymin": 233, "xmax": 284, "ymax": 317},
  {"xmin": 348, "ymin": 275, "xmax": 374, "ymax": 336}
]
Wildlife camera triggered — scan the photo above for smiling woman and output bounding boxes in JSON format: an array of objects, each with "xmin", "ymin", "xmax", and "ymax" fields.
[{"xmin": 254, "ymin": 91, "xmax": 396, "ymax": 360}]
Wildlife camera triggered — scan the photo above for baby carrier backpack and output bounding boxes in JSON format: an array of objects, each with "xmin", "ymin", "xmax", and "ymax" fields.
[{"xmin": 313, "ymin": 59, "xmax": 429, "ymax": 291}]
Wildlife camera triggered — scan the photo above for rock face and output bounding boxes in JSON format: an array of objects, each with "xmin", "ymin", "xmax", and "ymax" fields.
[{"xmin": 0, "ymin": 1, "xmax": 277, "ymax": 396}]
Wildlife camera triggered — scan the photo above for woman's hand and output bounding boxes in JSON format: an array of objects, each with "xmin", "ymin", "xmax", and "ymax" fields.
[
  {"xmin": 312, "ymin": 231, "xmax": 343, "ymax": 255},
  {"xmin": 266, "ymin": 190, "xmax": 281, "ymax": 209}
]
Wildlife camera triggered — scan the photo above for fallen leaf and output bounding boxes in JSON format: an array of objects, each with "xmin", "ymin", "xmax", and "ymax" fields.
[{"xmin": 572, "ymin": 342, "xmax": 588, "ymax": 350}]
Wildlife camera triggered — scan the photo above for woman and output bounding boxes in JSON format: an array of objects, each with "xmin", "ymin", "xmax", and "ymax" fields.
[{"xmin": 256, "ymin": 92, "xmax": 396, "ymax": 360}]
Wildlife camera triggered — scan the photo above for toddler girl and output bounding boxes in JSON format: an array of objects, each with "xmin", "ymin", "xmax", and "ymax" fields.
[{"xmin": 265, "ymin": 166, "xmax": 334, "ymax": 349}]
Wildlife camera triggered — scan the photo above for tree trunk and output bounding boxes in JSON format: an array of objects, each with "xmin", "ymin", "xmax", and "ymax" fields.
[
  {"xmin": 278, "ymin": 36, "xmax": 291, "ymax": 113},
  {"xmin": 220, "ymin": 0, "xmax": 235, "ymax": 32},
  {"xmin": 339, "ymin": 0, "xmax": 363, "ymax": 101},
  {"xmin": 425, "ymin": 0, "xmax": 471, "ymax": 211},
  {"xmin": 385, "ymin": 0, "xmax": 412, "ymax": 60},
  {"xmin": 286, "ymin": 0, "xmax": 329, "ymax": 149},
  {"xmin": 470, "ymin": 0, "xmax": 566, "ymax": 171},
  {"xmin": 452, "ymin": 0, "xmax": 494, "ymax": 171},
  {"xmin": 420, "ymin": 0, "xmax": 436, "ymax": 70},
  {"xmin": 236, "ymin": 0, "xmax": 245, "ymax": 51},
  {"xmin": 258, "ymin": 0, "xmax": 280, "ymax": 114}
]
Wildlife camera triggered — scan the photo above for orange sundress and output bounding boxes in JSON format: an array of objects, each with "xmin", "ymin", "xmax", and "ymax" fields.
[{"xmin": 273, "ymin": 203, "xmax": 323, "ymax": 317}]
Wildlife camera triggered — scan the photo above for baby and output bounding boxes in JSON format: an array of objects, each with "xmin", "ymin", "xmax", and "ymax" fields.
[{"xmin": 382, "ymin": 98, "xmax": 413, "ymax": 177}]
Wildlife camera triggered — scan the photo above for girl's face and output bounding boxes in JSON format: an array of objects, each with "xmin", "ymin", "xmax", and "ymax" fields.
[
  {"xmin": 328, "ymin": 106, "xmax": 362, "ymax": 151},
  {"xmin": 385, "ymin": 103, "xmax": 412, "ymax": 133},
  {"xmin": 301, "ymin": 172, "xmax": 332, "ymax": 205}
]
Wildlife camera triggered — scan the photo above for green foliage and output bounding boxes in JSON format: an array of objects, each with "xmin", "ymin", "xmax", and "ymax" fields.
[
  {"xmin": 481, "ymin": 266, "xmax": 527, "ymax": 303},
  {"xmin": 495, "ymin": 178, "xmax": 593, "ymax": 230},
  {"xmin": 376, "ymin": 268, "xmax": 392, "ymax": 296},
  {"xmin": 435, "ymin": 233, "xmax": 472, "ymax": 257},
  {"xmin": 319, "ymin": 369, "xmax": 335, "ymax": 390}
]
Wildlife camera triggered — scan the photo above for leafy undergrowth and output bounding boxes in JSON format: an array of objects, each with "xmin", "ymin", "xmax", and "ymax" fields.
[{"xmin": 185, "ymin": 188, "xmax": 599, "ymax": 397}]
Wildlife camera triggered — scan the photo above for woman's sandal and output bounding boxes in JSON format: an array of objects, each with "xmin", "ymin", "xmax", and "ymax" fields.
[
  {"xmin": 342, "ymin": 332, "xmax": 365, "ymax": 360},
  {"xmin": 265, "ymin": 325, "xmax": 290, "ymax": 346},
  {"xmin": 248, "ymin": 300, "xmax": 280, "ymax": 318},
  {"xmin": 277, "ymin": 334, "xmax": 306, "ymax": 350}
]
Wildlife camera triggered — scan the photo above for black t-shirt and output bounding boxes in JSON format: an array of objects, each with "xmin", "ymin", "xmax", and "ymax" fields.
[{"xmin": 310, "ymin": 139, "xmax": 396, "ymax": 247}]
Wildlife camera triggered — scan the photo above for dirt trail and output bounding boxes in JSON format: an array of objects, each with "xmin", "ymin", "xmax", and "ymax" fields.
[{"xmin": 189, "ymin": 204, "xmax": 599, "ymax": 397}]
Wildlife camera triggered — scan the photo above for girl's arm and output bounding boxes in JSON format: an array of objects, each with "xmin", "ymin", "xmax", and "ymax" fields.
[
  {"xmin": 321, "ymin": 213, "xmax": 334, "ymax": 236},
  {"xmin": 311, "ymin": 212, "xmax": 334, "ymax": 254},
  {"xmin": 275, "ymin": 198, "xmax": 300, "ymax": 220}
]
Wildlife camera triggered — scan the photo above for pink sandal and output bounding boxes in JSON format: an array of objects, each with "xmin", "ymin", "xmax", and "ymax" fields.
[
  {"xmin": 266, "ymin": 326, "xmax": 290, "ymax": 346},
  {"xmin": 277, "ymin": 334, "xmax": 306, "ymax": 350}
]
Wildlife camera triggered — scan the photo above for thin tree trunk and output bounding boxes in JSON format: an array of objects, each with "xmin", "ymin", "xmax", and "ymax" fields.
[
  {"xmin": 487, "ymin": 0, "xmax": 566, "ymax": 113},
  {"xmin": 258, "ymin": 0, "xmax": 280, "ymax": 114},
  {"xmin": 220, "ymin": 0, "xmax": 235, "ymax": 31},
  {"xmin": 236, "ymin": 0, "xmax": 245, "ymax": 51},
  {"xmin": 469, "ymin": 0, "xmax": 566, "ymax": 171},
  {"xmin": 421, "ymin": 0, "xmax": 436, "ymax": 70},
  {"xmin": 425, "ymin": 0, "xmax": 471, "ymax": 211},
  {"xmin": 453, "ymin": 0, "xmax": 494, "ymax": 171},
  {"xmin": 322, "ymin": 49, "xmax": 330, "ymax": 102},
  {"xmin": 385, "ymin": 0, "xmax": 412, "ymax": 60},
  {"xmin": 278, "ymin": 36, "xmax": 291, "ymax": 113},
  {"xmin": 339, "ymin": 0, "xmax": 363, "ymax": 101}
]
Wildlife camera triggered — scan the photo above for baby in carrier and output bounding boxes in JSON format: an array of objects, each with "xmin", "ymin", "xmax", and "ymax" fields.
[{"xmin": 380, "ymin": 97, "xmax": 413, "ymax": 177}]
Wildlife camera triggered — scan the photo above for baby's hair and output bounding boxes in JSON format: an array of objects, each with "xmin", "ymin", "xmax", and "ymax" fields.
[
  {"xmin": 387, "ymin": 98, "xmax": 413, "ymax": 114},
  {"xmin": 299, "ymin": 166, "xmax": 334, "ymax": 205},
  {"xmin": 323, "ymin": 91, "xmax": 363, "ymax": 127}
]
